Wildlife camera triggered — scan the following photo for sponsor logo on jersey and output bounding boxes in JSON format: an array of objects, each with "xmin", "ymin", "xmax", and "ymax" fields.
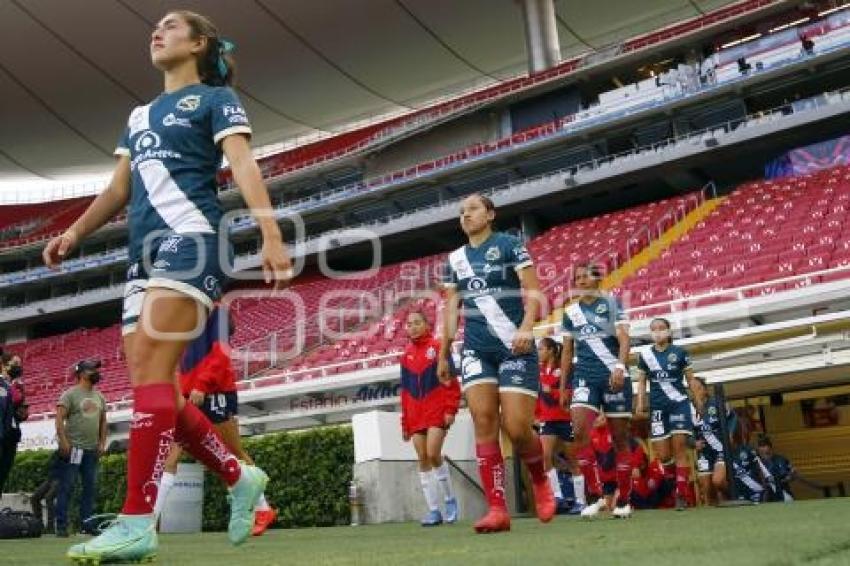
[
  {"xmin": 162, "ymin": 113, "xmax": 192, "ymax": 128},
  {"xmin": 158, "ymin": 235, "xmax": 183, "ymax": 254},
  {"xmin": 594, "ymin": 315, "xmax": 607, "ymax": 324},
  {"xmin": 151, "ymin": 259, "xmax": 170, "ymax": 271},
  {"xmin": 468, "ymin": 277, "xmax": 488, "ymax": 291},
  {"xmin": 485, "ymin": 246, "xmax": 501, "ymax": 261},
  {"xmin": 223, "ymin": 105, "xmax": 249, "ymax": 125},
  {"xmin": 579, "ymin": 325, "xmax": 598, "ymax": 336},
  {"xmin": 176, "ymin": 94, "xmax": 201, "ymax": 112},
  {"xmin": 426, "ymin": 346, "xmax": 436, "ymax": 360},
  {"xmin": 130, "ymin": 130, "xmax": 182, "ymax": 169},
  {"xmin": 135, "ymin": 131, "xmax": 161, "ymax": 152},
  {"xmin": 482, "ymin": 263, "xmax": 501, "ymax": 275}
]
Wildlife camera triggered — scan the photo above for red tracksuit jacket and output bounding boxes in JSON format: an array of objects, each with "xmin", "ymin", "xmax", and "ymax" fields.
[
  {"xmin": 535, "ymin": 364, "xmax": 571, "ymax": 423},
  {"xmin": 400, "ymin": 333, "xmax": 461, "ymax": 437}
]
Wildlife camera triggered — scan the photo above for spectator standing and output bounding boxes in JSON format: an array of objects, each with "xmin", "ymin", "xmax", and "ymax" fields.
[
  {"xmin": 55, "ymin": 360, "xmax": 107, "ymax": 537},
  {"xmin": 0, "ymin": 352, "xmax": 27, "ymax": 494}
]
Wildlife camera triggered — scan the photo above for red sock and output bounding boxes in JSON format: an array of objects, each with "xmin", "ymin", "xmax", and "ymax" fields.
[
  {"xmin": 663, "ymin": 461, "xmax": 676, "ymax": 482},
  {"xmin": 175, "ymin": 402, "xmax": 241, "ymax": 487},
  {"xmin": 577, "ymin": 445, "xmax": 602, "ymax": 497},
  {"xmin": 676, "ymin": 466, "xmax": 691, "ymax": 499},
  {"xmin": 615, "ymin": 451, "xmax": 633, "ymax": 506},
  {"xmin": 122, "ymin": 383, "xmax": 177, "ymax": 515},
  {"xmin": 517, "ymin": 436, "xmax": 547, "ymax": 485},
  {"xmin": 476, "ymin": 442, "xmax": 507, "ymax": 510}
]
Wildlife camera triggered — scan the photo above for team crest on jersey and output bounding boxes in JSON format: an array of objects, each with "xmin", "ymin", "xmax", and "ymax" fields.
[
  {"xmin": 708, "ymin": 406, "xmax": 717, "ymax": 415},
  {"xmin": 668, "ymin": 353, "xmax": 678, "ymax": 363},
  {"xmin": 595, "ymin": 303, "xmax": 608, "ymax": 314},
  {"xmin": 485, "ymin": 246, "xmax": 501, "ymax": 261},
  {"xmin": 426, "ymin": 346, "xmax": 436, "ymax": 360},
  {"xmin": 176, "ymin": 94, "xmax": 201, "ymax": 112}
]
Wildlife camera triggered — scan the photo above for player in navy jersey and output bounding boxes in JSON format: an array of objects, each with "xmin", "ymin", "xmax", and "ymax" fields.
[
  {"xmin": 560, "ymin": 264, "xmax": 634, "ymax": 519},
  {"xmin": 635, "ymin": 318, "xmax": 705, "ymax": 510},
  {"xmin": 43, "ymin": 11, "xmax": 291, "ymax": 564},
  {"xmin": 693, "ymin": 378, "xmax": 735, "ymax": 505},
  {"xmin": 440, "ymin": 194, "xmax": 555, "ymax": 533}
]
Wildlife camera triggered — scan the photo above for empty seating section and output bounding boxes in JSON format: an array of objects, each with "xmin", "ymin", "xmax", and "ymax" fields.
[
  {"xmin": 620, "ymin": 166, "xmax": 850, "ymax": 317},
  {"xmin": 0, "ymin": 197, "xmax": 93, "ymax": 248},
  {"xmin": 529, "ymin": 194, "xmax": 702, "ymax": 313}
]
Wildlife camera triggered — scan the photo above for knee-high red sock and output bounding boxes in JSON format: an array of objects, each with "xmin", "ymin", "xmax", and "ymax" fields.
[
  {"xmin": 615, "ymin": 451, "xmax": 633, "ymax": 507},
  {"xmin": 122, "ymin": 383, "xmax": 177, "ymax": 515},
  {"xmin": 517, "ymin": 435, "xmax": 547, "ymax": 485},
  {"xmin": 576, "ymin": 445, "xmax": 602, "ymax": 498},
  {"xmin": 476, "ymin": 442, "xmax": 507, "ymax": 510},
  {"xmin": 676, "ymin": 466, "xmax": 691, "ymax": 499},
  {"xmin": 663, "ymin": 460, "xmax": 676, "ymax": 482},
  {"xmin": 175, "ymin": 402, "xmax": 241, "ymax": 487}
]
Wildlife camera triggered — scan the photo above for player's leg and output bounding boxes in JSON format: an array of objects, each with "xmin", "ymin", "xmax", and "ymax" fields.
[
  {"xmin": 499, "ymin": 354, "xmax": 555, "ymax": 524},
  {"xmin": 465, "ymin": 381, "xmax": 510, "ymax": 533},
  {"xmin": 712, "ymin": 458, "xmax": 728, "ymax": 503},
  {"xmin": 153, "ymin": 444, "xmax": 182, "ymax": 521},
  {"xmin": 562, "ymin": 435, "xmax": 586, "ymax": 511},
  {"xmin": 540, "ymin": 431, "xmax": 564, "ymax": 503},
  {"xmin": 608, "ymin": 416, "xmax": 634, "ymax": 518},
  {"xmin": 671, "ymin": 432, "xmax": 692, "ymax": 510},
  {"xmin": 571, "ymin": 402, "xmax": 604, "ymax": 516},
  {"xmin": 412, "ymin": 432, "xmax": 442, "ymax": 525},
  {"xmin": 214, "ymin": 415, "xmax": 253, "ymax": 465},
  {"xmin": 427, "ymin": 427, "xmax": 458, "ymax": 523}
]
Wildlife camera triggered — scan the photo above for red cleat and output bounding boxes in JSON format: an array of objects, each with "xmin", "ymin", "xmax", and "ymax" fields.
[
  {"xmin": 252, "ymin": 508, "xmax": 278, "ymax": 536},
  {"xmin": 532, "ymin": 480, "xmax": 556, "ymax": 523},
  {"xmin": 473, "ymin": 507, "xmax": 511, "ymax": 534}
]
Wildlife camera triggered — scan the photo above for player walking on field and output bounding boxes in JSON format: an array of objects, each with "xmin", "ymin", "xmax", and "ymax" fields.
[
  {"xmin": 635, "ymin": 317, "xmax": 705, "ymax": 510},
  {"xmin": 43, "ymin": 10, "xmax": 291, "ymax": 563},
  {"xmin": 440, "ymin": 194, "xmax": 555, "ymax": 534},
  {"xmin": 560, "ymin": 264, "xmax": 635, "ymax": 519},
  {"xmin": 400, "ymin": 311, "xmax": 462, "ymax": 526}
]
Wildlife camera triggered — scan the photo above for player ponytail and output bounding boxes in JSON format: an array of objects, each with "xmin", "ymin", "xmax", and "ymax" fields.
[{"xmin": 174, "ymin": 10, "xmax": 237, "ymax": 87}]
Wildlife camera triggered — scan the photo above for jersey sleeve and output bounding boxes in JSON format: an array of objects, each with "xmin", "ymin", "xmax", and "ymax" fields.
[
  {"xmin": 211, "ymin": 87, "xmax": 252, "ymax": 145},
  {"xmin": 115, "ymin": 127, "xmax": 130, "ymax": 157},
  {"xmin": 561, "ymin": 311, "xmax": 575, "ymax": 337},
  {"xmin": 613, "ymin": 297, "xmax": 629, "ymax": 326},
  {"xmin": 681, "ymin": 347, "xmax": 693, "ymax": 371},
  {"xmin": 506, "ymin": 236, "xmax": 533, "ymax": 271},
  {"xmin": 57, "ymin": 389, "xmax": 73, "ymax": 412}
]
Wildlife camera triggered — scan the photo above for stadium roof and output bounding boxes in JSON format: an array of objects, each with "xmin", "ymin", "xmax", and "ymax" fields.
[{"xmin": 0, "ymin": 0, "xmax": 747, "ymax": 196}]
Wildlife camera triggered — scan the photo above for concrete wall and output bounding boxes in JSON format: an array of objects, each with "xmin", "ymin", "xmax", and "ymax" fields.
[{"xmin": 353, "ymin": 458, "xmax": 518, "ymax": 524}]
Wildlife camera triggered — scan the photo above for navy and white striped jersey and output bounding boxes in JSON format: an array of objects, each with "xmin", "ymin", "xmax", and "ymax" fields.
[
  {"xmin": 636, "ymin": 344, "xmax": 692, "ymax": 405},
  {"xmin": 562, "ymin": 296, "xmax": 628, "ymax": 382},
  {"xmin": 115, "ymin": 84, "xmax": 251, "ymax": 263}
]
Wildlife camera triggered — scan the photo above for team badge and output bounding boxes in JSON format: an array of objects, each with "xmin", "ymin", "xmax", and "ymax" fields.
[
  {"xmin": 485, "ymin": 246, "xmax": 501, "ymax": 261},
  {"xmin": 176, "ymin": 94, "xmax": 201, "ymax": 112},
  {"xmin": 668, "ymin": 353, "xmax": 678, "ymax": 363},
  {"xmin": 595, "ymin": 303, "xmax": 608, "ymax": 314},
  {"xmin": 426, "ymin": 346, "xmax": 436, "ymax": 360}
]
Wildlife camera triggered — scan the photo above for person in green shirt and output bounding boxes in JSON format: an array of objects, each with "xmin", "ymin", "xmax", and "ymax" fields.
[{"xmin": 54, "ymin": 359, "xmax": 107, "ymax": 537}]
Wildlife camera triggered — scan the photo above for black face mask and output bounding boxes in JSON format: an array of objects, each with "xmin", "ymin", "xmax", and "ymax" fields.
[
  {"xmin": 88, "ymin": 372, "xmax": 101, "ymax": 385},
  {"xmin": 8, "ymin": 366, "xmax": 22, "ymax": 379}
]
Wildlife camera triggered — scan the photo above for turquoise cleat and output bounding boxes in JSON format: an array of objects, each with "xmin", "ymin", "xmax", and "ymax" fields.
[
  {"xmin": 444, "ymin": 497, "xmax": 459, "ymax": 524},
  {"xmin": 228, "ymin": 464, "xmax": 269, "ymax": 546},
  {"xmin": 66, "ymin": 514, "xmax": 157, "ymax": 565}
]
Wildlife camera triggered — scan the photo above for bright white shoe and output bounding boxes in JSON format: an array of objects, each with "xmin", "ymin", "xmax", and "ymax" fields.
[
  {"xmin": 580, "ymin": 498, "xmax": 607, "ymax": 519},
  {"xmin": 612, "ymin": 503, "xmax": 633, "ymax": 519}
]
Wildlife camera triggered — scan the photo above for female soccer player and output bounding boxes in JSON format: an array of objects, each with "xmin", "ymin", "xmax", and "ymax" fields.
[
  {"xmin": 535, "ymin": 337, "xmax": 585, "ymax": 513},
  {"xmin": 635, "ymin": 317, "xmax": 704, "ymax": 510},
  {"xmin": 43, "ymin": 11, "xmax": 291, "ymax": 563},
  {"xmin": 693, "ymin": 378, "xmax": 735, "ymax": 505},
  {"xmin": 153, "ymin": 305, "xmax": 277, "ymax": 536},
  {"xmin": 440, "ymin": 194, "xmax": 554, "ymax": 534},
  {"xmin": 400, "ymin": 311, "xmax": 461, "ymax": 526},
  {"xmin": 561, "ymin": 264, "xmax": 634, "ymax": 519}
]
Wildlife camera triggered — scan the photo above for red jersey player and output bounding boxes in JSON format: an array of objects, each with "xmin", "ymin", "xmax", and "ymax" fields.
[{"xmin": 400, "ymin": 311, "xmax": 462, "ymax": 526}]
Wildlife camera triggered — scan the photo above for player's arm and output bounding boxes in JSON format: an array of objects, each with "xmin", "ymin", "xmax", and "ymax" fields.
[
  {"xmin": 43, "ymin": 156, "xmax": 131, "ymax": 269},
  {"xmin": 55, "ymin": 404, "xmax": 71, "ymax": 457},
  {"xmin": 222, "ymin": 135, "xmax": 292, "ymax": 289},
  {"xmin": 559, "ymin": 335, "xmax": 573, "ymax": 409},
  {"xmin": 611, "ymin": 320, "xmax": 630, "ymax": 392},
  {"xmin": 514, "ymin": 266, "xmax": 541, "ymax": 355},
  {"xmin": 439, "ymin": 285, "xmax": 459, "ymax": 381},
  {"xmin": 684, "ymin": 367, "xmax": 705, "ymax": 414},
  {"xmin": 636, "ymin": 369, "xmax": 648, "ymax": 416}
]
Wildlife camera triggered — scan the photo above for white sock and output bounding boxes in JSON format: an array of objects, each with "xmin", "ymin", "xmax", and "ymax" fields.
[
  {"xmin": 572, "ymin": 475, "xmax": 587, "ymax": 506},
  {"xmin": 153, "ymin": 471, "xmax": 176, "ymax": 519},
  {"xmin": 255, "ymin": 492, "xmax": 271, "ymax": 511},
  {"xmin": 419, "ymin": 471, "xmax": 440, "ymax": 512},
  {"xmin": 434, "ymin": 461, "xmax": 456, "ymax": 502},
  {"xmin": 547, "ymin": 468, "xmax": 564, "ymax": 499}
]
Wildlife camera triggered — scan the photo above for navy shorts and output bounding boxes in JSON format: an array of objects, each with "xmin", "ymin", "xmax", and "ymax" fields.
[
  {"xmin": 696, "ymin": 447, "xmax": 725, "ymax": 475},
  {"xmin": 540, "ymin": 420, "xmax": 573, "ymax": 442},
  {"xmin": 201, "ymin": 391, "xmax": 238, "ymax": 424},
  {"xmin": 122, "ymin": 233, "xmax": 230, "ymax": 334},
  {"xmin": 459, "ymin": 347, "xmax": 539, "ymax": 397},
  {"xmin": 649, "ymin": 398, "xmax": 694, "ymax": 440},
  {"xmin": 570, "ymin": 373, "xmax": 633, "ymax": 418}
]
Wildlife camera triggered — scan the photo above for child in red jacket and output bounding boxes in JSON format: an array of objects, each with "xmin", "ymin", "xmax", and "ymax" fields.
[{"xmin": 400, "ymin": 311, "xmax": 461, "ymax": 526}]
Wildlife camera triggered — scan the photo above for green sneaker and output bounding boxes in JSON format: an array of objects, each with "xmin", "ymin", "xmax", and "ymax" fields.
[
  {"xmin": 67, "ymin": 514, "xmax": 157, "ymax": 564},
  {"xmin": 228, "ymin": 464, "xmax": 269, "ymax": 546}
]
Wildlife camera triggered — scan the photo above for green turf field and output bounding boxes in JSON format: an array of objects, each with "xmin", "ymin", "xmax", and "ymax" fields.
[{"xmin": 3, "ymin": 499, "xmax": 849, "ymax": 566}]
